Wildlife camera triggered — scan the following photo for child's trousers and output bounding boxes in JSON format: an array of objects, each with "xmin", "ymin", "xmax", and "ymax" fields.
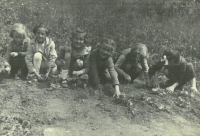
[{"xmin": 9, "ymin": 56, "xmax": 28, "ymax": 78}]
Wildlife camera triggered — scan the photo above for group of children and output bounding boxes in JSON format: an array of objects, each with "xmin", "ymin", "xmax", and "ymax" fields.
[{"xmin": 3, "ymin": 23, "xmax": 198, "ymax": 98}]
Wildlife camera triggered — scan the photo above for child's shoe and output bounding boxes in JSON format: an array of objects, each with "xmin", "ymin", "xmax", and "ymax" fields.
[
  {"xmin": 61, "ymin": 80, "xmax": 68, "ymax": 88},
  {"xmin": 191, "ymin": 87, "xmax": 198, "ymax": 92},
  {"xmin": 190, "ymin": 87, "xmax": 198, "ymax": 98},
  {"xmin": 27, "ymin": 73, "xmax": 38, "ymax": 82}
]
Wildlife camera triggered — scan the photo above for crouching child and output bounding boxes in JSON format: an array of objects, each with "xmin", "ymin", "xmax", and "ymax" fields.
[
  {"xmin": 149, "ymin": 49, "xmax": 198, "ymax": 93},
  {"xmin": 88, "ymin": 38, "xmax": 121, "ymax": 98},
  {"xmin": 115, "ymin": 43, "xmax": 150, "ymax": 86},
  {"xmin": 25, "ymin": 23, "xmax": 58, "ymax": 81},
  {"xmin": 4, "ymin": 23, "xmax": 29, "ymax": 79},
  {"xmin": 66, "ymin": 27, "xmax": 91, "ymax": 88}
]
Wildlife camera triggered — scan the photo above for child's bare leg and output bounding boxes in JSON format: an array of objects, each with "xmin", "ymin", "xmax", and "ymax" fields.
[
  {"xmin": 51, "ymin": 66, "xmax": 58, "ymax": 75},
  {"xmin": 33, "ymin": 52, "xmax": 42, "ymax": 73},
  {"xmin": 190, "ymin": 77, "xmax": 198, "ymax": 92}
]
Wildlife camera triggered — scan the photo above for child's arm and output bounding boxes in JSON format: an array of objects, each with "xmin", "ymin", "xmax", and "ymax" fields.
[
  {"xmin": 108, "ymin": 58, "xmax": 121, "ymax": 97},
  {"xmin": 43, "ymin": 67, "xmax": 52, "ymax": 80},
  {"xmin": 18, "ymin": 40, "xmax": 30, "ymax": 56},
  {"xmin": 115, "ymin": 54, "xmax": 130, "ymax": 80},
  {"xmin": 141, "ymin": 58, "xmax": 151, "ymax": 87},
  {"xmin": 166, "ymin": 82, "xmax": 179, "ymax": 93},
  {"xmin": 113, "ymin": 85, "xmax": 121, "ymax": 98},
  {"xmin": 73, "ymin": 54, "xmax": 90, "ymax": 76}
]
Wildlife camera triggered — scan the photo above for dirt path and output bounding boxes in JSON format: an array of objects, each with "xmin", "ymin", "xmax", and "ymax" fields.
[{"xmin": 0, "ymin": 79, "xmax": 200, "ymax": 136}]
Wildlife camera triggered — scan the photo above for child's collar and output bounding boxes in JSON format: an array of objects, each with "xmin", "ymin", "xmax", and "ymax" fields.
[{"xmin": 31, "ymin": 37, "xmax": 51, "ymax": 45}]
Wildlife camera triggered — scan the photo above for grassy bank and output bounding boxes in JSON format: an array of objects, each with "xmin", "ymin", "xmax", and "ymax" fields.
[{"xmin": 0, "ymin": 0, "xmax": 200, "ymax": 62}]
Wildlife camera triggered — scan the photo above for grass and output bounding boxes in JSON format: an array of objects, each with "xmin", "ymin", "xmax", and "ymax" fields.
[{"xmin": 0, "ymin": 0, "xmax": 200, "ymax": 67}]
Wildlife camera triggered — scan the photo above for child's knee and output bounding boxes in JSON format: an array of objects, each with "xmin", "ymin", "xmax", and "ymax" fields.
[
  {"xmin": 51, "ymin": 66, "xmax": 58, "ymax": 75},
  {"xmin": 74, "ymin": 59, "xmax": 83, "ymax": 69},
  {"xmin": 34, "ymin": 52, "xmax": 42, "ymax": 61}
]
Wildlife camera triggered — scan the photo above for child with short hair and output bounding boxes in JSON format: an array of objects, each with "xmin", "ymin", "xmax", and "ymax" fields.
[
  {"xmin": 88, "ymin": 38, "xmax": 121, "ymax": 98},
  {"xmin": 4, "ymin": 23, "xmax": 29, "ymax": 79},
  {"xmin": 63, "ymin": 27, "xmax": 91, "ymax": 87},
  {"xmin": 25, "ymin": 23, "xmax": 58, "ymax": 81},
  {"xmin": 149, "ymin": 49, "xmax": 198, "ymax": 93},
  {"xmin": 115, "ymin": 43, "xmax": 151, "ymax": 86}
]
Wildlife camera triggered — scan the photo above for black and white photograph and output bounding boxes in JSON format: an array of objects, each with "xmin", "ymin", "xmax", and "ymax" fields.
[{"xmin": 0, "ymin": 0, "xmax": 200, "ymax": 135}]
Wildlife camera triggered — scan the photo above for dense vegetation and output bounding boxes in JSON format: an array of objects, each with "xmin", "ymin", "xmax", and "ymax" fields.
[{"xmin": 0, "ymin": 0, "xmax": 200, "ymax": 64}]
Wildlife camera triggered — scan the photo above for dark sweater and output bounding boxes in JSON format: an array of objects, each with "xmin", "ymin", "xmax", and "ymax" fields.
[
  {"xmin": 149, "ymin": 56, "xmax": 195, "ymax": 86},
  {"xmin": 89, "ymin": 49, "xmax": 119, "ymax": 88}
]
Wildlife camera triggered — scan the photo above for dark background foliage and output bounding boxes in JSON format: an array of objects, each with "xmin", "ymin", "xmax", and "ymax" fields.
[{"xmin": 0, "ymin": 0, "xmax": 200, "ymax": 65}]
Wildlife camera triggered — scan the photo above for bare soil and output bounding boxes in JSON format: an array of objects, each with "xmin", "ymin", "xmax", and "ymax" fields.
[{"xmin": 0, "ymin": 77, "xmax": 200, "ymax": 136}]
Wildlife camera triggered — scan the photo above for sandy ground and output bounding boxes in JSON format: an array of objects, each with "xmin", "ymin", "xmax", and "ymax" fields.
[{"xmin": 0, "ymin": 77, "xmax": 200, "ymax": 136}]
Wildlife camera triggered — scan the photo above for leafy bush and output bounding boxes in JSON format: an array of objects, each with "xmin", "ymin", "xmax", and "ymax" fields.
[{"xmin": 0, "ymin": 0, "xmax": 200, "ymax": 65}]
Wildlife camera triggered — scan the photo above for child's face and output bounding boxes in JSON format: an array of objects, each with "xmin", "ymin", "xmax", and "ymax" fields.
[
  {"xmin": 13, "ymin": 31, "xmax": 24, "ymax": 45},
  {"xmin": 35, "ymin": 27, "xmax": 46, "ymax": 44},
  {"xmin": 72, "ymin": 34, "xmax": 84, "ymax": 48},
  {"xmin": 99, "ymin": 44, "xmax": 113, "ymax": 59}
]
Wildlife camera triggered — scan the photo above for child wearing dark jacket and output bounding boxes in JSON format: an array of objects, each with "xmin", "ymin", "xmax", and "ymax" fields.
[
  {"xmin": 4, "ymin": 23, "xmax": 29, "ymax": 79},
  {"xmin": 149, "ymin": 49, "xmax": 198, "ymax": 93},
  {"xmin": 88, "ymin": 38, "xmax": 121, "ymax": 98}
]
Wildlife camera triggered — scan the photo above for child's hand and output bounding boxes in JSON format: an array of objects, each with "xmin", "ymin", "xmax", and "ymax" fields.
[
  {"xmin": 124, "ymin": 74, "xmax": 131, "ymax": 82},
  {"xmin": 4, "ymin": 66, "xmax": 11, "ymax": 75},
  {"xmin": 113, "ymin": 90, "xmax": 121, "ymax": 98},
  {"xmin": 43, "ymin": 72, "xmax": 50, "ymax": 80},
  {"xmin": 73, "ymin": 71, "xmax": 81, "ymax": 77},
  {"xmin": 166, "ymin": 85, "xmax": 175, "ymax": 93},
  {"xmin": 10, "ymin": 52, "xmax": 18, "ymax": 57},
  {"xmin": 35, "ymin": 72, "xmax": 43, "ymax": 81}
]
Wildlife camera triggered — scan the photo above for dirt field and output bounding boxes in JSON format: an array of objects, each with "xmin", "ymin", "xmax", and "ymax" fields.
[{"xmin": 0, "ymin": 76, "xmax": 200, "ymax": 136}]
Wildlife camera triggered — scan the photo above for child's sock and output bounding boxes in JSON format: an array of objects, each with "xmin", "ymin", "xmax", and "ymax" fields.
[{"xmin": 190, "ymin": 78, "xmax": 198, "ymax": 92}]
